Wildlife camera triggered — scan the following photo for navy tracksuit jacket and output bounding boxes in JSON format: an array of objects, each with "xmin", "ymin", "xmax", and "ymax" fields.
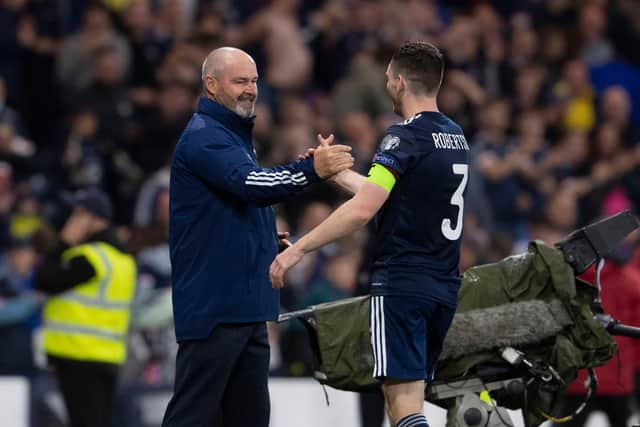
[{"xmin": 169, "ymin": 97, "xmax": 321, "ymax": 341}]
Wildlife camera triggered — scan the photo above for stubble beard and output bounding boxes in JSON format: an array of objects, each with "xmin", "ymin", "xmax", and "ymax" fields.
[
  {"xmin": 212, "ymin": 90, "xmax": 256, "ymax": 118},
  {"xmin": 234, "ymin": 100, "xmax": 256, "ymax": 118}
]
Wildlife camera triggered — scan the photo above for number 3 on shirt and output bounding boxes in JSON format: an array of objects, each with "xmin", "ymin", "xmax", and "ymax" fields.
[{"xmin": 441, "ymin": 163, "xmax": 468, "ymax": 241}]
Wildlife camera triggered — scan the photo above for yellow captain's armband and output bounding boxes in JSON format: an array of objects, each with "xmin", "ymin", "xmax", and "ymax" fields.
[{"xmin": 365, "ymin": 163, "xmax": 397, "ymax": 192}]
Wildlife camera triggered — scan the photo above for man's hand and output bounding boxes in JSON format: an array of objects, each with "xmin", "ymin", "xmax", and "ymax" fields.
[
  {"xmin": 297, "ymin": 134, "xmax": 334, "ymax": 160},
  {"xmin": 60, "ymin": 213, "xmax": 91, "ymax": 246},
  {"xmin": 297, "ymin": 147, "xmax": 315, "ymax": 160},
  {"xmin": 277, "ymin": 231, "xmax": 292, "ymax": 253},
  {"xmin": 312, "ymin": 134, "xmax": 354, "ymax": 178},
  {"xmin": 270, "ymin": 245, "xmax": 305, "ymax": 288}
]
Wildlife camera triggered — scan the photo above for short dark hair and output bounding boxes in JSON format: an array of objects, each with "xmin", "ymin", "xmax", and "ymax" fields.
[{"xmin": 390, "ymin": 41, "xmax": 444, "ymax": 96}]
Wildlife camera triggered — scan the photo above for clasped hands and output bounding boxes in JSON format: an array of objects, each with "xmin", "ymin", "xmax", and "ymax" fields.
[{"xmin": 309, "ymin": 134, "xmax": 353, "ymax": 179}]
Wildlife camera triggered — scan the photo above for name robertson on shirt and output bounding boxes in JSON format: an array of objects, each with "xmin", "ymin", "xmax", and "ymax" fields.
[{"xmin": 432, "ymin": 132, "xmax": 469, "ymax": 150}]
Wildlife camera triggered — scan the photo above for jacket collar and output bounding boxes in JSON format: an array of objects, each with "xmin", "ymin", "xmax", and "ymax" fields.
[{"xmin": 197, "ymin": 96, "xmax": 255, "ymax": 139}]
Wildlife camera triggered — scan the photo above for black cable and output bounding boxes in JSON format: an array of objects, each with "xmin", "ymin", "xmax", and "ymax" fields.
[
  {"xmin": 523, "ymin": 378, "xmax": 534, "ymax": 427},
  {"xmin": 479, "ymin": 377, "xmax": 515, "ymax": 427}
]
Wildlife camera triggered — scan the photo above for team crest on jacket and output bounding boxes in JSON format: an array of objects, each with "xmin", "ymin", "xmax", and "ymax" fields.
[{"xmin": 380, "ymin": 135, "xmax": 400, "ymax": 151}]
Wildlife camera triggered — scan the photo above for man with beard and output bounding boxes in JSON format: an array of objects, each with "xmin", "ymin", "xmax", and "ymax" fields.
[
  {"xmin": 162, "ymin": 47, "xmax": 353, "ymax": 427},
  {"xmin": 271, "ymin": 41, "xmax": 470, "ymax": 427}
]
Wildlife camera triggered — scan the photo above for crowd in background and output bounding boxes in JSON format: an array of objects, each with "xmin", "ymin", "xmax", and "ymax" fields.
[{"xmin": 2, "ymin": 0, "xmax": 640, "ymax": 425}]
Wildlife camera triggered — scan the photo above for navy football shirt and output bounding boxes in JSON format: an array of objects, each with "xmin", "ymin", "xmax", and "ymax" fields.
[{"xmin": 369, "ymin": 111, "xmax": 470, "ymax": 307}]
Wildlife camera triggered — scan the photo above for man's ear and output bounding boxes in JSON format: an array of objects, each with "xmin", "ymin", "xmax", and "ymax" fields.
[
  {"xmin": 397, "ymin": 73, "xmax": 407, "ymax": 95},
  {"xmin": 204, "ymin": 75, "xmax": 217, "ymax": 97}
]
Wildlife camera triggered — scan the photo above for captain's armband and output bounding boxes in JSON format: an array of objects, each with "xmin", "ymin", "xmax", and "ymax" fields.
[{"xmin": 365, "ymin": 163, "xmax": 397, "ymax": 193}]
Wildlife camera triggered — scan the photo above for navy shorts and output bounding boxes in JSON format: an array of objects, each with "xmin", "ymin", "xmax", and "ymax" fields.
[{"xmin": 370, "ymin": 295, "xmax": 456, "ymax": 382}]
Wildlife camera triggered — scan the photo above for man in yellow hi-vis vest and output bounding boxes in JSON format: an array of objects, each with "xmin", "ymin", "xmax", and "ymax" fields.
[{"xmin": 33, "ymin": 189, "xmax": 136, "ymax": 427}]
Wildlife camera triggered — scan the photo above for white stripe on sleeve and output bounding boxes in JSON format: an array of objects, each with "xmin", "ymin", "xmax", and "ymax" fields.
[
  {"xmin": 380, "ymin": 296, "xmax": 387, "ymax": 376},
  {"xmin": 245, "ymin": 171, "xmax": 308, "ymax": 187}
]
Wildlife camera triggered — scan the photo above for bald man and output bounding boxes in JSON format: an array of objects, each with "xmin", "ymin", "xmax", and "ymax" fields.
[{"xmin": 162, "ymin": 47, "xmax": 353, "ymax": 426}]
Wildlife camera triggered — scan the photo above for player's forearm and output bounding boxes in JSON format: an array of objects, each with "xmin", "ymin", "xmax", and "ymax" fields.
[
  {"xmin": 295, "ymin": 198, "xmax": 370, "ymax": 254},
  {"xmin": 330, "ymin": 169, "xmax": 365, "ymax": 195}
]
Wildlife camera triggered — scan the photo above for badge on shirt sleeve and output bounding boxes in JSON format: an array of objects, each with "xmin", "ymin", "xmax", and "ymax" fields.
[{"xmin": 380, "ymin": 134, "xmax": 400, "ymax": 151}]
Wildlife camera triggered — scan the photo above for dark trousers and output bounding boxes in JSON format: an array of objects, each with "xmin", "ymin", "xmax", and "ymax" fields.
[
  {"xmin": 552, "ymin": 395, "xmax": 631, "ymax": 427},
  {"xmin": 49, "ymin": 356, "xmax": 118, "ymax": 427},
  {"xmin": 162, "ymin": 322, "xmax": 270, "ymax": 427}
]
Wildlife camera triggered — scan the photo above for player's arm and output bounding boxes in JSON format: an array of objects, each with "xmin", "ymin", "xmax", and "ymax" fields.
[
  {"xmin": 185, "ymin": 128, "xmax": 353, "ymax": 207},
  {"xmin": 304, "ymin": 133, "xmax": 365, "ymax": 195},
  {"xmin": 269, "ymin": 163, "xmax": 396, "ymax": 287},
  {"xmin": 330, "ymin": 169, "xmax": 366, "ymax": 195}
]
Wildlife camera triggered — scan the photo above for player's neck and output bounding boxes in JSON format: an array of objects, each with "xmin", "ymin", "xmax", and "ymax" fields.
[{"xmin": 401, "ymin": 96, "xmax": 439, "ymax": 120}]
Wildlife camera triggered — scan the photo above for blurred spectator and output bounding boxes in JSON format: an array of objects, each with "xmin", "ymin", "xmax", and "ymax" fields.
[
  {"xmin": 267, "ymin": 124, "xmax": 314, "ymax": 166},
  {"xmin": 473, "ymin": 99, "xmax": 530, "ymax": 247},
  {"xmin": 34, "ymin": 189, "xmax": 136, "ymax": 427},
  {"xmin": 579, "ymin": 123, "xmax": 630, "ymax": 221},
  {"xmin": 0, "ymin": 76, "xmax": 27, "ymax": 136},
  {"xmin": 542, "ymin": 130, "xmax": 589, "ymax": 184},
  {"xmin": 607, "ymin": 0, "xmax": 640, "ymax": 65},
  {"xmin": 532, "ymin": 0, "xmax": 577, "ymax": 29},
  {"xmin": 154, "ymin": 42, "xmax": 201, "ymax": 89},
  {"xmin": 122, "ymin": 0, "xmax": 172, "ymax": 89},
  {"xmin": 475, "ymin": 5, "xmax": 512, "ymax": 99},
  {"xmin": 154, "ymin": 0, "xmax": 193, "ymax": 41},
  {"xmin": 0, "ymin": 122, "xmax": 34, "ymax": 182},
  {"xmin": 578, "ymin": 2, "xmax": 614, "ymax": 66},
  {"xmin": 599, "ymin": 85, "xmax": 640, "ymax": 144},
  {"xmin": 133, "ymin": 164, "xmax": 169, "ymax": 227},
  {"xmin": 129, "ymin": 83, "xmax": 194, "ymax": 174},
  {"xmin": 555, "ymin": 58, "xmax": 596, "ymax": 132},
  {"xmin": 459, "ymin": 212, "xmax": 489, "ymax": 272},
  {"xmin": 531, "ymin": 187, "xmax": 579, "ymax": 245},
  {"xmin": 443, "ymin": 16, "xmax": 481, "ymax": 78},
  {"xmin": 339, "ymin": 112, "xmax": 379, "ymax": 172},
  {"xmin": 0, "ymin": 161, "xmax": 14, "ymax": 223},
  {"xmin": 303, "ymin": 254, "xmax": 359, "ymax": 306},
  {"xmin": 133, "ymin": 188, "xmax": 170, "ymax": 293},
  {"xmin": 77, "ymin": 45, "xmax": 133, "ymax": 144},
  {"xmin": 10, "ymin": 195, "xmax": 43, "ymax": 242},
  {"xmin": 60, "ymin": 109, "xmax": 104, "ymax": 189},
  {"xmin": 252, "ymin": 102, "xmax": 275, "ymax": 157},
  {"xmin": 513, "ymin": 110, "xmax": 549, "ymax": 209},
  {"xmin": 228, "ymin": 0, "xmax": 312, "ymax": 91},
  {"xmin": 278, "ymin": 94, "xmax": 314, "ymax": 128},
  {"xmin": 57, "ymin": 3, "xmax": 131, "ymax": 93},
  {"xmin": 539, "ymin": 26, "xmax": 570, "ymax": 75},
  {"xmin": 284, "ymin": 201, "xmax": 333, "ymax": 301},
  {"xmin": 331, "ymin": 51, "xmax": 391, "ymax": 120},
  {"xmin": 513, "ymin": 66, "xmax": 546, "ymax": 113},
  {"xmin": 509, "ymin": 13, "xmax": 538, "ymax": 71},
  {"xmin": 439, "ymin": 82, "xmax": 475, "ymax": 135},
  {"xmin": 0, "ymin": 237, "xmax": 38, "ymax": 375},
  {"xmin": 308, "ymin": 0, "xmax": 358, "ymax": 92}
]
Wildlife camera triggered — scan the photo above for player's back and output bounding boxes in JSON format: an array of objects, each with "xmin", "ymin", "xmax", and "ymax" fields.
[{"xmin": 370, "ymin": 111, "xmax": 469, "ymax": 306}]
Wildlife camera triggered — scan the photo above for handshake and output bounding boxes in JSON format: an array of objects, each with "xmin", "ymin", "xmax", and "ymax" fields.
[{"xmin": 304, "ymin": 134, "xmax": 354, "ymax": 179}]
